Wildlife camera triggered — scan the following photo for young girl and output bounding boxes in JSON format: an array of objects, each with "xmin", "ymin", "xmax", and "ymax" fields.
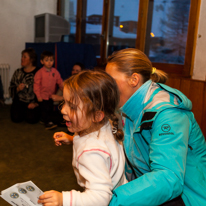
[{"xmin": 38, "ymin": 70, "xmax": 127, "ymax": 206}]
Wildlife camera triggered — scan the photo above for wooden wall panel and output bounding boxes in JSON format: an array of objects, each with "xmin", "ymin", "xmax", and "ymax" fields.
[
  {"xmin": 201, "ymin": 84, "xmax": 206, "ymax": 136},
  {"xmin": 180, "ymin": 79, "xmax": 191, "ymax": 98},
  {"xmin": 166, "ymin": 77, "xmax": 181, "ymax": 90},
  {"xmin": 167, "ymin": 77, "xmax": 206, "ymax": 139},
  {"xmin": 189, "ymin": 81, "xmax": 204, "ymax": 125}
]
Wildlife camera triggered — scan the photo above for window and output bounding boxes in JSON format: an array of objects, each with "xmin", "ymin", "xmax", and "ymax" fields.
[
  {"xmin": 59, "ymin": 0, "xmax": 200, "ymax": 76},
  {"xmin": 107, "ymin": 0, "xmax": 139, "ymax": 56},
  {"xmin": 80, "ymin": 0, "xmax": 104, "ymax": 58},
  {"xmin": 145, "ymin": 0, "xmax": 191, "ymax": 65},
  {"xmin": 59, "ymin": 0, "xmax": 78, "ymax": 43}
]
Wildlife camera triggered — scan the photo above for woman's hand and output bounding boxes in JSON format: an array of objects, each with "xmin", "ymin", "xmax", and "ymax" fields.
[
  {"xmin": 38, "ymin": 190, "xmax": 63, "ymax": 206},
  {"xmin": 53, "ymin": 132, "xmax": 74, "ymax": 146},
  {"xmin": 28, "ymin": 102, "xmax": 38, "ymax": 109},
  {"xmin": 17, "ymin": 83, "xmax": 25, "ymax": 92}
]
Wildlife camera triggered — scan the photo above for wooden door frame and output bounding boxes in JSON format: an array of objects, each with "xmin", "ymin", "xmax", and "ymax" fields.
[{"xmin": 136, "ymin": 0, "xmax": 201, "ymax": 77}]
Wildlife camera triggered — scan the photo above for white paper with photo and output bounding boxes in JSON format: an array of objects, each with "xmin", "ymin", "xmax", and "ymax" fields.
[{"xmin": 0, "ymin": 181, "xmax": 44, "ymax": 206}]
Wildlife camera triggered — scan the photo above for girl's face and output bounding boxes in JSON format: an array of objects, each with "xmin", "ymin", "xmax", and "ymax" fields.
[
  {"xmin": 61, "ymin": 87, "xmax": 92, "ymax": 135},
  {"xmin": 21, "ymin": 52, "xmax": 32, "ymax": 67},
  {"xmin": 106, "ymin": 63, "xmax": 134, "ymax": 108}
]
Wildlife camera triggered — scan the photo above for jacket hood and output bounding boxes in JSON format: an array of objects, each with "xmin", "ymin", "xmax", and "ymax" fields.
[
  {"xmin": 120, "ymin": 80, "xmax": 192, "ymax": 133},
  {"xmin": 156, "ymin": 82, "xmax": 192, "ymax": 111}
]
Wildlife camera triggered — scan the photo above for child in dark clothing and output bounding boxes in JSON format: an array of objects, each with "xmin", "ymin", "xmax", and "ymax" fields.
[{"xmin": 34, "ymin": 51, "xmax": 63, "ymax": 130}]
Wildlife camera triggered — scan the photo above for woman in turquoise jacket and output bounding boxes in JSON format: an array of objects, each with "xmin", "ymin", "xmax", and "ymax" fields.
[{"xmin": 106, "ymin": 48, "xmax": 206, "ymax": 206}]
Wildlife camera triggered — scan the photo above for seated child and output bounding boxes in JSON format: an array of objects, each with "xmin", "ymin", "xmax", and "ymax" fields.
[
  {"xmin": 51, "ymin": 62, "xmax": 86, "ymax": 103},
  {"xmin": 38, "ymin": 70, "xmax": 127, "ymax": 206},
  {"xmin": 71, "ymin": 62, "xmax": 85, "ymax": 75},
  {"xmin": 34, "ymin": 51, "xmax": 63, "ymax": 130}
]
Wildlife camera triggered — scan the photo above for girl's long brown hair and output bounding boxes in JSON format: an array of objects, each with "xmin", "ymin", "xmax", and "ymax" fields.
[
  {"xmin": 64, "ymin": 70, "xmax": 124, "ymax": 141},
  {"xmin": 107, "ymin": 48, "xmax": 168, "ymax": 83}
]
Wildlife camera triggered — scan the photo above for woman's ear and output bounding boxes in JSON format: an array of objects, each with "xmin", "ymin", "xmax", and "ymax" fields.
[
  {"xmin": 129, "ymin": 73, "xmax": 140, "ymax": 87},
  {"xmin": 93, "ymin": 111, "xmax": 105, "ymax": 123}
]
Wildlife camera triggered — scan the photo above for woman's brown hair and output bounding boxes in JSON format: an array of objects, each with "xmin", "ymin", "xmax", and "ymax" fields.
[
  {"xmin": 22, "ymin": 48, "xmax": 37, "ymax": 67},
  {"xmin": 107, "ymin": 48, "xmax": 168, "ymax": 83},
  {"xmin": 64, "ymin": 70, "xmax": 124, "ymax": 141}
]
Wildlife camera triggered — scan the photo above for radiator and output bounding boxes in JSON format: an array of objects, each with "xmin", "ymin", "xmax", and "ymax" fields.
[{"xmin": 0, "ymin": 64, "xmax": 10, "ymax": 98}]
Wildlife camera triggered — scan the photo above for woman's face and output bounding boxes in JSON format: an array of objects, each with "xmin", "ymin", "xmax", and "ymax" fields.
[
  {"xmin": 21, "ymin": 52, "xmax": 32, "ymax": 67},
  {"xmin": 106, "ymin": 63, "xmax": 134, "ymax": 108}
]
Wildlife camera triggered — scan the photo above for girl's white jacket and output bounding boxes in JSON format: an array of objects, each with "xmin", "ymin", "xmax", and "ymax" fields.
[{"xmin": 62, "ymin": 121, "xmax": 127, "ymax": 206}]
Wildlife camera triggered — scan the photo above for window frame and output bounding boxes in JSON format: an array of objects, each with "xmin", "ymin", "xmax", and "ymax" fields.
[{"xmin": 58, "ymin": 0, "xmax": 200, "ymax": 77}]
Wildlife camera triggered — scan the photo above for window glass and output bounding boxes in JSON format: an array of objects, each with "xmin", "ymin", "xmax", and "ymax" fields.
[
  {"xmin": 145, "ymin": 0, "xmax": 191, "ymax": 64},
  {"xmin": 61, "ymin": 0, "xmax": 77, "ymax": 43},
  {"xmin": 108, "ymin": 0, "xmax": 139, "ymax": 56},
  {"xmin": 81, "ymin": 0, "xmax": 104, "ymax": 58}
]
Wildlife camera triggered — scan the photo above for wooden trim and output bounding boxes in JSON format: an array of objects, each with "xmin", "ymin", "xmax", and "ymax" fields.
[
  {"xmin": 136, "ymin": 0, "xmax": 149, "ymax": 51},
  {"xmin": 152, "ymin": 63, "xmax": 191, "ymax": 78},
  {"xmin": 144, "ymin": 0, "xmax": 154, "ymax": 56},
  {"xmin": 152, "ymin": 63, "xmax": 184, "ymax": 75},
  {"xmin": 201, "ymin": 83, "xmax": 206, "ymax": 137},
  {"xmin": 190, "ymin": 0, "xmax": 202, "ymax": 76},
  {"xmin": 100, "ymin": 0, "xmax": 110, "ymax": 65},
  {"xmin": 184, "ymin": 0, "xmax": 201, "ymax": 76},
  {"xmin": 75, "ymin": 0, "xmax": 82, "ymax": 43},
  {"xmin": 57, "ymin": 0, "xmax": 61, "ymax": 15}
]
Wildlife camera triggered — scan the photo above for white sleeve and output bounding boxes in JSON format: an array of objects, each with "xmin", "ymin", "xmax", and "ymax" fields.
[{"xmin": 62, "ymin": 149, "xmax": 113, "ymax": 206}]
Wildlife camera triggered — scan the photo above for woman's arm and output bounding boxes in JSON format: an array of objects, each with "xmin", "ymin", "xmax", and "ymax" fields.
[
  {"xmin": 9, "ymin": 69, "xmax": 21, "ymax": 99},
  {"xmin": 110, "ymin": 109, "xmax": 190, "ymax": 206}
]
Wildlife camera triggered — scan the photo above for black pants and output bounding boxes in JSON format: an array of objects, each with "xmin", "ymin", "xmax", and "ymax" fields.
[
  {"xmin": 10, "ymin": 97, "xmax": 40, "ymax": 124},
  {"xmin": 160, "ymin": 196, "xmax": 185, "ymax": 206},
  {"xmin": 39, "ymin": 99, "xmax": 54, "ymax": 124}
]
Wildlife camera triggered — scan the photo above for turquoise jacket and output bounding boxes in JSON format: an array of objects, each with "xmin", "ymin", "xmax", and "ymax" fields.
[{"xmin": 109, "ymin": 80, "xmax": 206, "ymax": 206}]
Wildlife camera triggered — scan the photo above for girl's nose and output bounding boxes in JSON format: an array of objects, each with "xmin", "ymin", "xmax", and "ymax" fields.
[{"xmin": 61, "ymin": 104, "xmax": 66, "ymax": 115}]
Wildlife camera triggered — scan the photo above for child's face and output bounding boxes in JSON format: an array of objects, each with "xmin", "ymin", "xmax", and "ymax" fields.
[
  {"xmin": 71, "ymin": 65, "xmax": 81, "ymax": 75},
  {"xmin": 41, "ymin": 56, "xmax": 54, "ymax": 69},
  {"xmin": 61, "ymin": 87, "xmax": 92, "ymax": 135}
]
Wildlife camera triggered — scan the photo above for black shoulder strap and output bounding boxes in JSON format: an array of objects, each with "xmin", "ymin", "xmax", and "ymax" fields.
[{"xmin": 140, "ymin": 112, "xmax": 157, "ymax": 132}]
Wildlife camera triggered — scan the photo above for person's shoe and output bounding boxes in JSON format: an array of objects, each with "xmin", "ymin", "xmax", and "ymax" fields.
[{"xmin": 45, "ymin": 122, "xmax": 57, "ymax": 130}]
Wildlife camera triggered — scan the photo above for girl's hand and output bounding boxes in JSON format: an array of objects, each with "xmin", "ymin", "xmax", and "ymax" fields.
[
  {"xmin": 53, "ymin": 132, "xmax": 74, "ymax": 146},
  {"xmin": 38, "ymin": 190, "xmax": 63, "ymax": 206}
]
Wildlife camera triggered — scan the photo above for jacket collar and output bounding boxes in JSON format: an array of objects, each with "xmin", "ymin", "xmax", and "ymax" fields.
[
  {"xmin": 120, "ymin": 80, "xmax": 152, "ymax": 122},
  {"xmin": 42, "ymin": 66, "xmax": 53, "ymax": 72}
]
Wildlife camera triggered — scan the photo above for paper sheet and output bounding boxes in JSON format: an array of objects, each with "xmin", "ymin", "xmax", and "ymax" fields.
[{"xmin": 0, "ymin": 181, "xmax": 44, "ymax": 206}]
